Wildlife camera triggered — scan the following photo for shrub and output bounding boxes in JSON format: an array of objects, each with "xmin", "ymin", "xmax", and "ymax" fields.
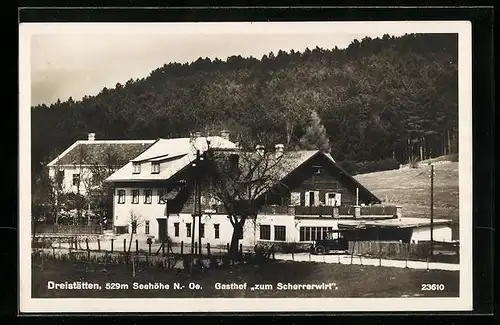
[{"xmin": 256, "ymin": 241, "xmax": 310, "ymax": 253}]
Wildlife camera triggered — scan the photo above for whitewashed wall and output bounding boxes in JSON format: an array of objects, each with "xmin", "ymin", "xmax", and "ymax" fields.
[
  {"xmin": 411, "ymin": 225, "xmax": 453, "ymax": 242},
  {"xmin": 113, "ymin": 187, "xmax": 166, "ymax": 231},
  {"xmin": 48, "ymin": 165, "xmax": 94, "ymax": 196}
]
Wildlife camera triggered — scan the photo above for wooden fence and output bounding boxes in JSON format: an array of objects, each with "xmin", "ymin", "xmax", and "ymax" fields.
[{"xmin": 348, "ymin": 240, "xmax": 459, "ymax": 262}]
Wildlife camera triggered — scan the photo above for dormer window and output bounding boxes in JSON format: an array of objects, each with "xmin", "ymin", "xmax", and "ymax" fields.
[
  {"xmin": 132, "ymin": 162, "xmax": 141, "ymax": 174},
  {"xmin": 151, "ymin": 162, "xmax": 160, "ymax": 174}
]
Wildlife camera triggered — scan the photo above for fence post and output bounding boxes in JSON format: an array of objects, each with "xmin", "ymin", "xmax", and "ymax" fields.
[
  {"xmin": 195, "ymin": 242, "xmax": 198, "ymax": 255},
  {"xmin": 239, "ymin": 243, "xmax": 243, "ymax": 258},
  {"xmin": 135, "ymin": 239, "xmax": 139, "ymax": 254},
  {"xmin": 148, "ymin": 242, "xmax": 152, "ymax": 256},
  {"xmin": 167, "ymin": 241, "xmax": 171, "ymax": 269},
  {"xmin": 207, "ymin": 243, "xmax": 211, "ymax": 258},
  {"xmin": 227, "ymin": 243, "xmax": 230, "ymax": 253},
  {"xmin": 86, "ymin": 240, "xmax": 90, "ymax": 261},
  {"xmin": 291, "ymin": 250, "xmax": 294, "ymax": 261},
  {"xmin": 181, "ymin": 241, "xmax": 184, "ymax": 256},
  {"xmin": 97, "ymin": 238, "xmax": 101, "ymax": 251},
  {"xmin": 405, "ymin": 243, "xmax": 409, "ymax": 268},
  {"xmin": 111, "ymin": 239, "xmax": 114, "ymax": 253},
  {"xmin": 123, "ymin": 239, "xmax": 126, "ymax": 252},
  {"xmin": 162, "ymin": 242, "xmax": 165, "ymax": 256}
]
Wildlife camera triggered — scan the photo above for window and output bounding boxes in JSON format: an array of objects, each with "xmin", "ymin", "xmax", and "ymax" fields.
[
  {"xmin": 300, "ymin": 227, "xmax": 308, "ymax": 241},
  {"xmin": 274, "ymin": 225, "xmax": 286, "ymax": 241},
  {"xmin": 305, "ymin": 191, "xmax": 319, "ymax": 207},
  {"xmin": 131, "ymin": 190, "xmax": 139, "ymax": 204},
  {"xmin": 312, "ymin": 165, "xmax": 323, "ymax": 174},
  {"xmin": 326, "ymin": 192, "xmax": 341, "ymax": 206},
  {"xmin": 200, "ymin": 223, "xmax": 205, "ymax": 238},
  {"xmin": 174, "ymin": 222, "xmax": 180, "ymax": 237},
  {"xmin": 117, "ymin": 190, "xmax": 126, "ymax": 204},
  {"xmin": 72, "ymin": 173, "xmax": 80, "ymax": 186},
  {"xmin": 145, "ymin": 220, "xmax": 150, "ymax": 235},
  {"xmin": 186, "ymin": 223, "xmax": 191, "ymax": 237},
  {"xmin": 132, "ymin": 162, "xmax": 141, "ymax": 174},
  {"xmin": 259, "ymin": 225, "xmax": 271, "ymax": 240},
  {"xmin": 144, "ymin": 190, "xmax": 152, "ymax": 204},
  {"xmin": 299, "ymin": 226, "xmax": 334, "ymax": 241},
  {"xmin": 151, "ymin": 162, "xmax": 160, "ymax": 174},
  {"xmin": 131, "ymin": 221, "xmax": 137, "ymax": 234},
  {"xmin": 214, "ymin": 224, "xmax": 220, "ymax": 239},
  {"xmin": 158, "ymin": 190, "xmax": 166, "ymax": 204}
]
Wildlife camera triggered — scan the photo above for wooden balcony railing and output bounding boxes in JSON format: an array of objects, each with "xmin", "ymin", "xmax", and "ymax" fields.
[{"xmin": 181, "ymin": 202, "xmax": 399, "ymax": 218}]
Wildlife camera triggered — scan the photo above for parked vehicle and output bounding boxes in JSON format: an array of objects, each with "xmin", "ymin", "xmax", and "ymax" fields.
[{"xmin": 309, "ymin": 229, "xmax": 350, "ymax": 255}]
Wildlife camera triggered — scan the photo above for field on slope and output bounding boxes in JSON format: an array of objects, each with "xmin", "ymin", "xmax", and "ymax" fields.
[{"xmin": 354, "ymin": 162, "xmax": 459, "ymax": 223}]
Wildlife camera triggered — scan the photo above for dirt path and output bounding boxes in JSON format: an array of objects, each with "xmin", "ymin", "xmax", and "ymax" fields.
[{"xmin": 44, "ymin": 238, "xmax": 459, "ymax": 272}]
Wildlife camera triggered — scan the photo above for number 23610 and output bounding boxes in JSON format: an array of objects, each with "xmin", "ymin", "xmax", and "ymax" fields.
[{"xmin": 421, "ymin": 283, "xmax": 445, "ymax": 291}]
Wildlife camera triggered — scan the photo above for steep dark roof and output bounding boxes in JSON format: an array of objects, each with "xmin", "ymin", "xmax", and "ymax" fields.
[
  {"xmin": 259, "ymin": 150, "xmax": 382, "ymax": 204},
  {"xmin": 47, "ymin": 140, "xmax": 155, "ymax": 167}
]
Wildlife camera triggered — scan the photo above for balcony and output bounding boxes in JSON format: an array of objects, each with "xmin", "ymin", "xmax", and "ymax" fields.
[
  {"xmin": 259, "ymin": 204, "xmax": 400, "ymax": 218},
  {"xmin": 181, "ymin": 202, "xmax": 400, "ymax": 218}
]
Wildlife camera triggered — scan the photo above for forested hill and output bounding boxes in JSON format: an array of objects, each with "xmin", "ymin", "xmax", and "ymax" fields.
[{"xmin": 31, "ymin": 33, "xmax": 458, "ymax": 176}]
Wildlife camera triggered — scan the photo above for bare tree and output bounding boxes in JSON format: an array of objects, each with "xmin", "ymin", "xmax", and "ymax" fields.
[
  {"xmin": 80, "ymin": 144, "xmax": 121, "ymax": 227},
  {"xmin": 196, "ymin": 133, "xmax": 294, "ymax": 261},
  {"xmin": 126, "ymin": 210, "xmax": 144, "ymax": 260}
]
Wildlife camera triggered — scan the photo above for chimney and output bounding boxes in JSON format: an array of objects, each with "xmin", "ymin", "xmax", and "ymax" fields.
[
  {"xmin": 220, "ymin": 130, "xmax": 230, "ymax": 141},
  {"xmin": 275, "ymin": 143, "xmax": 284, "ymax": 158},
  {"xmin": 255, "ymin": 144, "xmax": 265, "ymax": 156},
  {"xmin": 88, "ymin": 133, "xmax": 95, "ymax": 141}
]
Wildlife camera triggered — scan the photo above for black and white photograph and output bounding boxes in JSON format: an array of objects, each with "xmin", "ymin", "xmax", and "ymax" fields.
[{"xmin": 19, "ymin": 21, "xmax": 472, "ymax": 313}]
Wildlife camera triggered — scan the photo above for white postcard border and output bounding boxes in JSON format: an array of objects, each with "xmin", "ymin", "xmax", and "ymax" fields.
[{"xmin": 19, "ymin": 20, "xmax": 473, "ymax": 313}]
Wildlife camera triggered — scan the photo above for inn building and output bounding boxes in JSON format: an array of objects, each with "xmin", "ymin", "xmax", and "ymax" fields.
[{"xmin": 104, "ymin": 132, "xmax": 453, "ymax": 246}]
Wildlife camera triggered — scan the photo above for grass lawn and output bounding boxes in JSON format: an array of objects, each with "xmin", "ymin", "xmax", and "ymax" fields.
[
  {"xmin": 354, "ymin": 162, "xmax": 459, "ymax": 222},
  {"xmin": 32, "ymin": 258, "xmax": 458, "ymax": 298}
]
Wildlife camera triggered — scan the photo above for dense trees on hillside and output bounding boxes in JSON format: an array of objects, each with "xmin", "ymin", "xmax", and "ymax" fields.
[{"xmin": 31, "ymin": 33, "xmax": 458, "ymax": 178}]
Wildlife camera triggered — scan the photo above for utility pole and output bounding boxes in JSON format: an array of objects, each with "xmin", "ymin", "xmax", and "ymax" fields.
[
  {"xmin": 190, "ymin": 158, "xmax": 198, "ymax": 273},
  {"xmin": 190, "ymin": 149, "xmax": 203, "ymax": 271},
  {"xmin": 430, "ymin": 164, "xmax": 435, "ymax": 257},
  {"xmin": 197, "ymin": 150, "xmax": 203, "ymax": 257}
]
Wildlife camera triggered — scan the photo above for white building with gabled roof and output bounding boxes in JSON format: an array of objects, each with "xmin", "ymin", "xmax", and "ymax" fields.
[{"xmin": 47, "ymin": 133, "xmax": 155, "ymax": 196}]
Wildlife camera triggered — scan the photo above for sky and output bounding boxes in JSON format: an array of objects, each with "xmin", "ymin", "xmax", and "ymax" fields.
[{"xmin": 26, "ymin": 23, "xmax": 417, "ymax": 106}]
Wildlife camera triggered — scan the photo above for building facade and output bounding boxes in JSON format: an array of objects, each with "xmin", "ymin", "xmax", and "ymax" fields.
[
  {"xmin": 47, "ymin": 133, "xmax": 155, "ymax": 196},
  {"xmin": 106, "ymin": 134, "xmax": 453, "ymax": 245}
]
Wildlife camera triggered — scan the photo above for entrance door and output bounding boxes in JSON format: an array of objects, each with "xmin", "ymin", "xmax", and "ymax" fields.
[{"xmin": 157, "ymin": 218, "xmax": 167, "ymax": 242}]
